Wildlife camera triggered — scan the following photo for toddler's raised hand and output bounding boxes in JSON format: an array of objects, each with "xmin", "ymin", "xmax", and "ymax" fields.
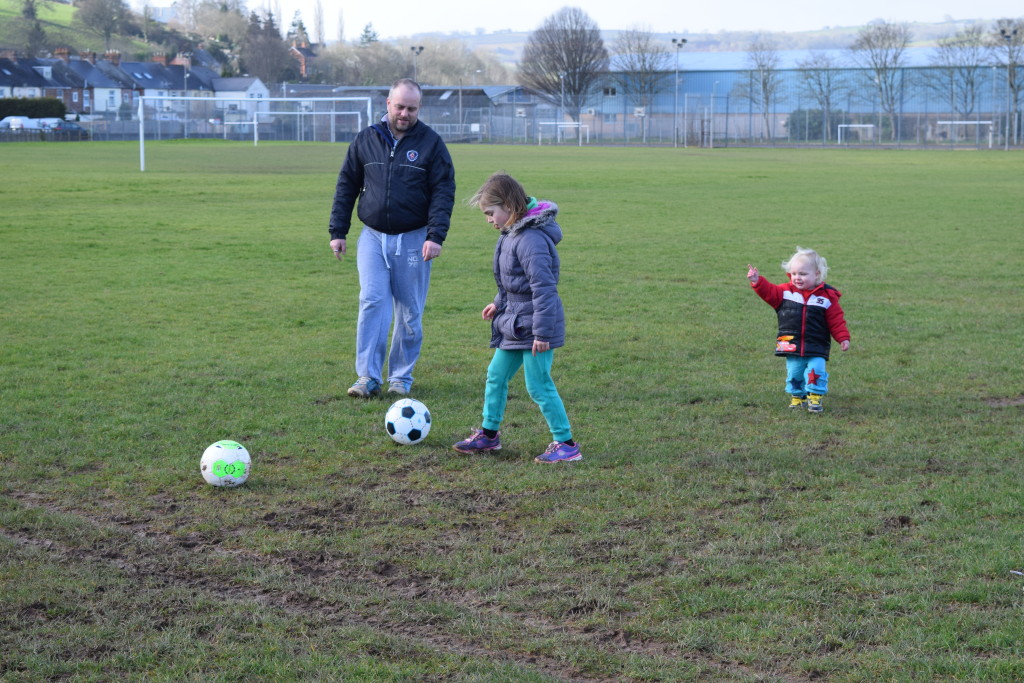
[{"xmin": 747, "ymin": 264, "xmax": 760, "ymax": 284}]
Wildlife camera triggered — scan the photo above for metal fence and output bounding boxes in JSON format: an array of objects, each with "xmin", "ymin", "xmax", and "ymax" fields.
[{"xmin": 5, "ymin": 66, "xmax": 1020, "ymax": 149}]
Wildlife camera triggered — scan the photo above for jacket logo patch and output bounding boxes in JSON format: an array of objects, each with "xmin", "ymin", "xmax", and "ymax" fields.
[
  {"xmin": 782, "ymin": 290, "xmax": 831, "ymax": 309},
  {"xmin": 406, "ymin": 150, "xmax": 419, "ymax": 162},
  {"xmin": 776, "ymin": 335, "xmax": 797, "ymax": 353}
]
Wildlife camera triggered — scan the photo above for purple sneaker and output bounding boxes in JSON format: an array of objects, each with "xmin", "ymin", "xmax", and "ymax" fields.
[
  {"xmin": 453, "ymin": 429, "xmax": 501, "ymax": 454},
  {"xmin": 534, "ymin": 441, "xmax": 582, "ymax": 463}
]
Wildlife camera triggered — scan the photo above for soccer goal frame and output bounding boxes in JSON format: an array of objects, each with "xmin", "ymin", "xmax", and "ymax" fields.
[
  {"xmin": 937, "ymin": 120, "xmax": 994, "ymax": 148},
  {"xmin": 137, "ymin": 96, "xmax": 373, "ymax": 171},
  {"xmin": 536, "ymin": 121, "xmax": 590, "ymax": 146},
  {"xmin": 837, "ymin": 124, "xmax": 875, "ymax": 144}
]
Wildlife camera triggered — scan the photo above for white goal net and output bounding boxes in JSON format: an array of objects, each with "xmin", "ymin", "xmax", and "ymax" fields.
[{"xmin": 137, "ymin": 95, "xmax": 372, "ymax": 170}]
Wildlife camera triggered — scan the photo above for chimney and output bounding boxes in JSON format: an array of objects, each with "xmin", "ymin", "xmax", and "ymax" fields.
[
  {"xmin": 80, "ymin": 51, "xmax": 96, "ymax": 65},
  {"xmin": 151, "ymin": 53, "xmax": 168, "ymax": 66},
  {"xmin": 104, "ymin": 50, "xmax": 121, "ymax": 67},
  {"xmin": 55, "ymin": 47, "xmax": 71, "ymax": 62}
]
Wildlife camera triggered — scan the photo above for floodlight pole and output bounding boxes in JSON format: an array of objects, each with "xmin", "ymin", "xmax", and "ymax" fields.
[
  {"xmin": 559, "ymin": 72, "xmax": 566, "ymax": 143},
  {"xmin": 183, "ymin": 67, "xmax": 189, "ymax": 139},
  {"xmin": 1001, "ymin": 28, "xmax": 1017, "ymax": 151},
  {"xmin": 410, "ymin": 46, "xmax": 424, "ymax": 82},
  {"xmin": 672, "ymin": 37, "xmax": 687, "ymax": 148}
]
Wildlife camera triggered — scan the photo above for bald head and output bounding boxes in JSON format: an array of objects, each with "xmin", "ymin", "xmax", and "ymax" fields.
[{"xmin": 386, "ymin": 79, "xmax": 422, "ymax": 138}]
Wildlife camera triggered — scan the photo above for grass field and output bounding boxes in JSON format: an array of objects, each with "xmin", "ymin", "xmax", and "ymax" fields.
[{"xmin": 2, "ymin": 140, "xmax": 1023, "ymax": 681}]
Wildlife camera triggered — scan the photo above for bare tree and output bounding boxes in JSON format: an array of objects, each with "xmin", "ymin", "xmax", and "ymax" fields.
[
  {"xmin": 400, "ymin": 38, "xmax": 510, "ymax": 86},
  {"xmin": 75, "ymin": 0, "xmax": 131, "ymax": 50},
  {"xmin": 849, "ymin": 20, "xmax": 912, "ymax": 141},
  {"xmin": 194, "ymin": 0, "xmax": 248, "ymax": 48},
  {"xmin": 519, "ymin": 6, "xmax": 609, "ymax": 143},
  {"xmin": 924, "ymin": 25, "xmax": 990, "ymax": 139},
  {"xmin": 312, "ymin": 0, "xmax": 324, "ymax": 46},
  {"xmin": 991, "ymin": 18, "xmax": 1024, "ymax": 145},
  {"xmin": 796, "ymin": 51, "xmax": 842, "ymax": 142},
  {"xmin": 612, "ymin": 26, "xmax": 671, "ymax": 143},
  {"xmin": 742, "ymin": 35, "xmax": 783, "ymax": 141},
  {"xmin": 317, "ymin": 40, "xmax": 405, "ymax": 86},
  {"xmin": 171, "ymin": 0, "xmax": 199, "ymax": 33}
]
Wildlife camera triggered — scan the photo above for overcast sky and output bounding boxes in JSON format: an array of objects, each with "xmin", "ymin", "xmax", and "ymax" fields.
[{"xmin": 263, "ymin": 0, "xmax": 1021, "ymax": 43}]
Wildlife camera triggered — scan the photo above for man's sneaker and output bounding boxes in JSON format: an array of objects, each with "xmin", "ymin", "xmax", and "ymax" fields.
[
  {"xmin": 534, "ymin": 441, "xmax": 582, "ymax": 464},
  {"xmin": 387, "ymin": 381, "xmax": 409, "ymax": 396},
  {"xmin": 453, "ymin": 429, "xmax": 501, "ymax": 454},
  {"xmin": 789, "ymin": 395, "xmax": 807, "ymax": 409},
  {"xmin": 807, "ymin": 393, "xmax": 824, "ymax": 413},
  {"xmin": 347, "ymin": 377, "xmax": 381, "ymax": 398}
]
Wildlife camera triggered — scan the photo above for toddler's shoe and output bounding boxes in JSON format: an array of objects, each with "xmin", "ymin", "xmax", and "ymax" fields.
[
  {"xmin": 807, "ymin": 393, "xmax": 824, "ymax": 414},
  {"xmin": 387, "ymin": 381, "xmax": 409, "ymax": 396},
  {"xmin": 534, "ymin": 441, "xmax": 582, "ymax": 463},
  {"xmin": 453, "ymin": 429, "xmax": 501, "ymax": 454},
  {"xmin": 789, "ymin": 395, "xmax": 807, "ymax": 409},
  {"xmin": 347, "ymin": 377, "xmax": 381, "ymax": 398}
]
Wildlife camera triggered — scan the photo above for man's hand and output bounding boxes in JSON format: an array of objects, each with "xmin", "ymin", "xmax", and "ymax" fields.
[
  {"xmin": 330, "ymin": 238, "xmax": 346, "ymax": 260},
  {"xmin": 747, "ymin": 264, "xmax": 760, "ymax": 284},
  {"xmin": 422, "ymin": 240, "xmax": 442, "ymax": 261}
]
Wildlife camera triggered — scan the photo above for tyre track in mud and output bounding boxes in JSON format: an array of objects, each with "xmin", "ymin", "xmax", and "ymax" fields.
[{"xmin": 3, "ymin": 492, "xmax": 808, "ymax": 683}]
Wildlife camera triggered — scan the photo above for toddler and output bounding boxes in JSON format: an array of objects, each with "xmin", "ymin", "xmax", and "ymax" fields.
[{"xmin": 747, "ymin": 247, "xmax": 851, "ymax": 413}]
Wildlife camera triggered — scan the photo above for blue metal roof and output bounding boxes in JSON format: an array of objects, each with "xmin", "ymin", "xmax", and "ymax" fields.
[{"xmin": 614, "ymin": 47, "xmax": 943, "ymax": 73}]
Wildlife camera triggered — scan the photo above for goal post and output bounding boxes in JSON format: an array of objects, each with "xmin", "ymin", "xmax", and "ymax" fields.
[
  {"xmin": 138, "ymin": 95, "xmax": 372, "ymax": 171},
  {"xmin": 937, "ymin": 120, "xmax": 994, "ymax": 148},
  {"xmin": 536, "ymin": 121, "xmax": 589, "ymax": 146},
  {"xmin": 837, "ymin": 124, "xmax": 875, "ymax": 145}
]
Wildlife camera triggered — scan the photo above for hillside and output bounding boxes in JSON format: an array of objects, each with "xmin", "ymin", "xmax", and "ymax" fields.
[
  {"xmin": 0, "ymin": 0, "xmax": 151, "ymax": 57},
  {"xmin": 0, "ymin": 0, "xmax": 1008, "ymax": 69}
]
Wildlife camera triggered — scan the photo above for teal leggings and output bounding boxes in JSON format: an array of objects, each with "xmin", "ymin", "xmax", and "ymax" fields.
[{"xmin": 482, "ymin": 348, "xmax": 572, "ymax": 443}]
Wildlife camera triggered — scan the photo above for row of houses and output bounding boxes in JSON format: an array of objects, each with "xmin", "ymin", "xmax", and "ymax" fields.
[{"xmin": 0, "ymin": 49, "xmax": 269, "ymax": 121}]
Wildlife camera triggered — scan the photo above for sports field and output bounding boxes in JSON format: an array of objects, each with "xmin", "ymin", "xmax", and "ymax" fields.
[{"xmin": 2, "ymin": 141, "xmax": 1022, "ymax": 680}]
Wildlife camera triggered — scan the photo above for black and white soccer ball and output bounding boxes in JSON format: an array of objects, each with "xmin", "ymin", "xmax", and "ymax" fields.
[{"xmin": 385, "ymin": 398, "xmax": 431, "ymax": 445}]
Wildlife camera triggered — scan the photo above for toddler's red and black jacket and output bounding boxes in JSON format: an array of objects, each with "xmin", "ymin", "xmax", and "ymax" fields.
[{"xmin": 751, "ymin": 277, "xmax": 850, "ymax": 360}]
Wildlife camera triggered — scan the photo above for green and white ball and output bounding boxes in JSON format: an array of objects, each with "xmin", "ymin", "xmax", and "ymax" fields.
[{"xmin": 200, "ymin": 440, "xmax": 251, "ymax": 487}]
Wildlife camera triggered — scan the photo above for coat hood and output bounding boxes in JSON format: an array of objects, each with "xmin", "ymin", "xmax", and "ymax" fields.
[{"xmin": 504, "ymin": 199, "xmax": 561, "ymax": 244}]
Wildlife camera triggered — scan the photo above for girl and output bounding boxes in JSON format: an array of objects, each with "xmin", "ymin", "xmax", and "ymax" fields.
[
  {"xmin": 453, "ymin": 172, "xmax": 581, "ymax": 463},
  {"xmin": 747, "ymin": 247, "xmax": 851, "ymax": 413}
]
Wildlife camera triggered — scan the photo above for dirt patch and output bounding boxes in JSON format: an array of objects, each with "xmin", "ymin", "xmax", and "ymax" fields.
[
  {"xmin": 4, "ymin": 491, "xmax": 812, "ymax": 683},
  {"xmin": 984, "ymin": 395, "xmax": 1024, "ymax": 407}
]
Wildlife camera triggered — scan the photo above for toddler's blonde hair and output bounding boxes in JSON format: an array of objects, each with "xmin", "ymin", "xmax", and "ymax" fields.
[{"xmin": 782, "ymin": 246, "xmax": 829, "ymax": 282}]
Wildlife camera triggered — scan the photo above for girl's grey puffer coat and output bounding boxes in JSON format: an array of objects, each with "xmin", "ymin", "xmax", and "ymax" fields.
[{"xmin": 489, "ymin": 200, "xmax": 566, "ymax": 351}]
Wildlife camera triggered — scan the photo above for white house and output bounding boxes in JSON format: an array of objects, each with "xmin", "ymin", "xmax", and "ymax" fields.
[{"xmin": 211, "ymin": 77, "xmax": 270, "ymax": 123}]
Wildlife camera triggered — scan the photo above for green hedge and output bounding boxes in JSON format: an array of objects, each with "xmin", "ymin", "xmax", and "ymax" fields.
[{"xmin": 0, "ymin": 97, "xmax": 67, "ymax": 119}]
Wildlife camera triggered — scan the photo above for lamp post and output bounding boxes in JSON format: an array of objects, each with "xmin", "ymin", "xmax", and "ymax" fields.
[
  {"xmin": 558, "ymin": 71, "xmax": 566, "ymax": 143},
  {"xmin": 183, "ymin": 67, "xmax": 189, "ymax": 139},
  {"xmin": 672, "ymin": 37, "xmax": 687, "ymax": 148},
  {"xmin": 710, "ymin": 81, "xmax": 718, "ymax": 149},
  {"xmin": 1001, "ymin": 28, "xmax": 1017, "ymax": 150},
  {"xmin": 410, "ymin": 46, "xmax": 424, "ymax": 82}
]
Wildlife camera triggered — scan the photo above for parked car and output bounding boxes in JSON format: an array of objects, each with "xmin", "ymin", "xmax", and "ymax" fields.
[{"xmin": 38, "ymin": 118, "xmax": 90, "ymax": 141}]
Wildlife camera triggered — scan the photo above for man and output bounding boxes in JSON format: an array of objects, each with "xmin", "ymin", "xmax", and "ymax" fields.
[{"xmin": 329, "ymin": 79, "xmax": 456, "ymax": 398}]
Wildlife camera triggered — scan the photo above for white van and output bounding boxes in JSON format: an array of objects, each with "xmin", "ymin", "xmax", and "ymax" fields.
[{"xmin": 0, "ymin": 116, "xmax": 39, "ymax": 132}]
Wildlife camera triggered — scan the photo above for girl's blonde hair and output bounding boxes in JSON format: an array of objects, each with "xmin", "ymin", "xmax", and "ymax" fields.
[
  {"xmin": 782, "ymin": 246, "xmax": 829, "ymax": 282},
  {"xmin": 467, "ymin": 172, "xmax": 529, "ymax": 225}
]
